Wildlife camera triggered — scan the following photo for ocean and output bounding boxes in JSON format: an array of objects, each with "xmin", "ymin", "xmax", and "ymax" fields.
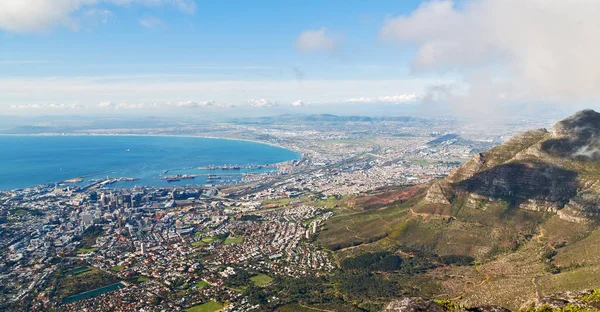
[{"xmin": 0, "ymin": 135, "xmax": 300, "ymax": 190}]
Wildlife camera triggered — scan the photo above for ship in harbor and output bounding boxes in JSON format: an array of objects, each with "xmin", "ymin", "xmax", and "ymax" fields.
[
  {"xmin": 206, "ymin": 174, "xmax": 222, "ymax": 182},
  {"xmin": 197, "ymin": 164, "xmax": 275, "ymax": 170},
  {"xmin": 162, "ymin": 174, "xmax": 197, "ymax": 182}
]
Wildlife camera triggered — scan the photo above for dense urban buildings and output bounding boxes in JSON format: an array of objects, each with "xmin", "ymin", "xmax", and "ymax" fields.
[{"xmin": 0, "ymin": 116, "xmax": 549, "ymax": 311}]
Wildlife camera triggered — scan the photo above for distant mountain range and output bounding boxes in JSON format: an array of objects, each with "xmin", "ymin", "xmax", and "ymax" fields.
[{"xmin": 230, "ymin": 113, "xmax": 427, "ymax": 124}]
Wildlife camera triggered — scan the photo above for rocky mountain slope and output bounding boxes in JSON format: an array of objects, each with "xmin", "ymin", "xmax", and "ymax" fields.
[
  {"xmin": 382, "ymin": 289, "xmax": 600, "ymax": 312},
  {"xmin": 318, "ymin": 110, "xmax": 600, "ymax": 311},
  {"xmin": 421, "ymin": 109, "xmax": 600, "ymax": 224}
]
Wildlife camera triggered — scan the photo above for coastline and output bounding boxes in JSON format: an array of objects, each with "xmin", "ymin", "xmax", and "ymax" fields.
[
  {"xmin": 0, "ymin": 132, "xmax": 302, "ymax": 156},
  {"xmin": 0, "ymin": 134, "xmax": 301, "ymax": 191}
]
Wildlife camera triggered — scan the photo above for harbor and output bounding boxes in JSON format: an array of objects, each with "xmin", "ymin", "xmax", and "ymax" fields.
[{"xmin": 197, "ymin": 164, "xmax": 276, "ymax": 171}]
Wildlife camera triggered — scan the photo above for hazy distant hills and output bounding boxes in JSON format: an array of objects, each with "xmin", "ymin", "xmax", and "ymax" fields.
[
  {"xmin": 318, "ymin": 110, "xmax": 600, "ymax": 311},
  {"xmin": 231, "ymin": 113, "xmax": 427, "ymax": 125}
]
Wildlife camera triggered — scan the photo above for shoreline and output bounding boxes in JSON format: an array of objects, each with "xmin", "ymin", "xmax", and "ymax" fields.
[
  {"xmin": 0, "ymin": 133, "xmax": 302, "ymax": 191},
  {"xmin": 0, "ymin": 132, "xmax": 302, "ymax": 155}
]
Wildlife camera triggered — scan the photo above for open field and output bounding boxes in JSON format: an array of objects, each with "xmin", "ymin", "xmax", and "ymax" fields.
[
  {"xmin": 195, "ymin": 280, "xmax": 210, "ymax": 289},
  {"xmin": 186, "ymin": 301, "xmax": 224, "ymax": 312},
  {"xmin": 137, "ymin": 276, "xmax": 150, "ymax": 283},
  {"xmin": 76, "ymin": 247, "xmax": 97, "ymax": 254},
  {"xmin": 64, "ymin": 267, "xmax": 91, "ymax": 275},
  {"xmin": 224, "ymin": 236, "xmax": 244, "ymax": 245},
  {"xmin": 192, "ymin": 237, "xmax": 218, "ymax": 247},
  {"xmin": 250, "ymin": 274, "xmax": 273, "ymax": 287}
]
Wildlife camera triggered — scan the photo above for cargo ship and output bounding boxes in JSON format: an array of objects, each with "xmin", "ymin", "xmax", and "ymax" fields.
[{"xmin": 163, "ymin": 174, "xmax": 197, "ymax": 182}]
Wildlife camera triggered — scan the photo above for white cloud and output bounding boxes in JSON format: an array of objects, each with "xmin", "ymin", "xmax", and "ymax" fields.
[
  {"xmin": 291, "ymin": 100, "xmax": 305, "ymax": 107},
  {"xmin": 139, "ymin": 16, "xmax": 164, "ymax": 29},
  {"xmin": 0, "ymin": 0, "xmax": 87, "ymax": 32},
  {"xmin": 0, "ymin": 0, "xmax": 195, "ymax": 32},
  {"xmin": 173, "ymin": 101, "xmax": 235, "ymax": 108},
  {"xmin": 380, "ymin": 0, "xmax": 600, "ymax": 114},
  {"xmin": 98, "ymin": 101, "xmax": 151, "ymax": 109},
  {"xmin": 174, "ymin": 100, "xmax": 214, "ymax": 108},
  {"xmin": 97, "ymin": 100, "xmax": 235, "ymax": 110},
  {"xmin": 343, "ymin": 94, "xmax": 417, "ymax": 104},
  {"xmin": 10, "ymin": 103, "xmax": 84, "ymax": 110},
  {"xmin": 84, "ymin": 8, "xmax": 113, "ymax": 24},
  {"xmin": 109, "ymin": 0, "xmax": 196, "ymax": 14},
  {"xmin": 247, "ymin": 98, "xmax": 277, "ymax": 108},
  {"xmin": 0, "ymin": 76, "xmax": 439, "ymax": 113},
  {"xmin": 295, "ymin": 27, "xmax": 338, "ymax": 53}
]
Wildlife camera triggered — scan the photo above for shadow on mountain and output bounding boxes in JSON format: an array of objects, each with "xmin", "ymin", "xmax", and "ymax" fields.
[
  {"xmin": 541, "ymin": 138, "xmax": 600, "ymax": 161},
  {"xmin": 455, "ymin": 161, "xmax": 578, "ymax": 207}
]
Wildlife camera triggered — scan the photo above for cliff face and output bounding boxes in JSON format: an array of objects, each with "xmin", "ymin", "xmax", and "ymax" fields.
[{"xmin": 423, "ymin": 110, "xmax": 600, "ymax": 223}]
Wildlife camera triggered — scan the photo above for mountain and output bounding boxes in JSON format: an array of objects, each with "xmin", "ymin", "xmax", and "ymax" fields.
[
  {"xmin": 230, "ymin": 114, "xmax": 426, "ymax": 125},
  {"xmin": 424, "ymin": 109, "xmax": 600, "ymax": 223},
  {"xmin": 317, "ymin": 110, "xmax": 600, "ymax": 311}
]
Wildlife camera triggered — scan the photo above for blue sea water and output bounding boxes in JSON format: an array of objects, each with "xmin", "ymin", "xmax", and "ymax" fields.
[{"xmin": 0, "ymin": 135, "xmax": 300, "ymax": 190}]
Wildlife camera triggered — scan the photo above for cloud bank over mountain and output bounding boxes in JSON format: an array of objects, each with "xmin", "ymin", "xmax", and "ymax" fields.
[{"xmin": 381, "ymin": 0, "xmax": 600, "ymax": 115}]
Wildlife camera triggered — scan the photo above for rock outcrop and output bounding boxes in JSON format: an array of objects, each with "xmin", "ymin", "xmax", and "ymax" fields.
[
  {"xmin": 521, "ymin": 289, "xmax": 600, "ymax": 311},
  {"xmin": 381, "ymin": 298, "xmax": 447, "ymax": 312},
  {"xmin": 421, "ymin": 109, "xmax": 600, "ymax": 223},
  {"xmin": 381, "ymin": 298, "xmax": 511, "ymax": 312}
]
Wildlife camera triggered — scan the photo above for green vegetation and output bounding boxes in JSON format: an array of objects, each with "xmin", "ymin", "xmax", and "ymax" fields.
[
  {"xmin": 9, "ymin": 207, "xmax": 44, "ymax": 216},
  {"xmin": 191, "ymin": 240, "xmax": 208, "ymax": 247},
  {"xmin": 75, "ymin": 248, "xmax": 97, "ymax": 254},
  {"xmin": 185, "ymin": 300, "xmax": 224, "ymax": 312},
  {"xmin": 137, "ymin": 276, "xmax": 150, "ymax": 283},
  {"xmin": 225, "ymin": 269, "xmax": 252, "ymax": 289},
  {"xmin": 52, "ymin": 266, "xmax": 120, "ymax": 300},
  {"xmin": 250, "ymin": 274, "xmax": 273, "ymax": 287},
  {"xmin": 224, "ymin": 236, "xmax": 244, "ymax": 245},
  {"xmin": 410, "ymin": 159, "xmax": 440, "ymax": 166},
  {"xmin": 434, "ymin": 299, "xmax": 464, "ymax": 310},
  {"xmin": 64, "ymin": 266, "xmax": 92, "ymax": 275},
  {"xmin": 73, "ymin": 225, "xmax": 104, "ymax": 253},
  {"xmin": 192, "ymin": 236, "xmax": 218, "ymax": 247},
  {"xmin": 111, "ymin": 265, "xmax": 125, "ymax": 272},
  {"xmin": 202, "ymin": 237, "xmax": 216, "ymax": 243},
  {"xmin": 524, "ymin": 305, "xmax": 599, "ymax": 312},
  {"xmin": 335, "ymin": 273, "xmax": 398, "ymax": 300},
  {"xmin": 582, "ymin": 290, "xmax": 600, "ymax": 303},
  {"xmin": 276, "ymin": 303, "xmax": 363, "ymax": 311},
  {"xmin": 195, "ymin": 280, "xmax": 210, "ymax": 289},
  {"xmin": 340, "ymin": 252, "xmax": 403, "ymax": 272}
]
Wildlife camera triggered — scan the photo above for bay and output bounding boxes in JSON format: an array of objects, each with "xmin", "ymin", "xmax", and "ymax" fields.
[{"xmin": 0, "ymin": 135, "xmax": 299, "ymax": 190}]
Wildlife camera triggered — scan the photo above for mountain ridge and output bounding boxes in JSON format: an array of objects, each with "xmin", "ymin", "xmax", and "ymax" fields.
[
  {"xmin": 318, "ymin": 109, "xmax": 600, "ymax": 311},
  {"xmin": 422, "ymin": 110, "xmax": 600, "ymax": 224}
]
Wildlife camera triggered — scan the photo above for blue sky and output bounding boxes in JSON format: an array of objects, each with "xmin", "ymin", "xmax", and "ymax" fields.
[
  {"xmin": 0, "ymin": 1, "xmax": 422, "ymax": 78},
  {"xmin": 0, "ymin": 0, "xmax": 598, "ymax": 116}
]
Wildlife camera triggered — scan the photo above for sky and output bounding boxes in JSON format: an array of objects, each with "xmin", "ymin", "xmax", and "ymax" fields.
[{"xmin": 0, "ymin": 0, "xmax": 599, "ymax": 117}]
